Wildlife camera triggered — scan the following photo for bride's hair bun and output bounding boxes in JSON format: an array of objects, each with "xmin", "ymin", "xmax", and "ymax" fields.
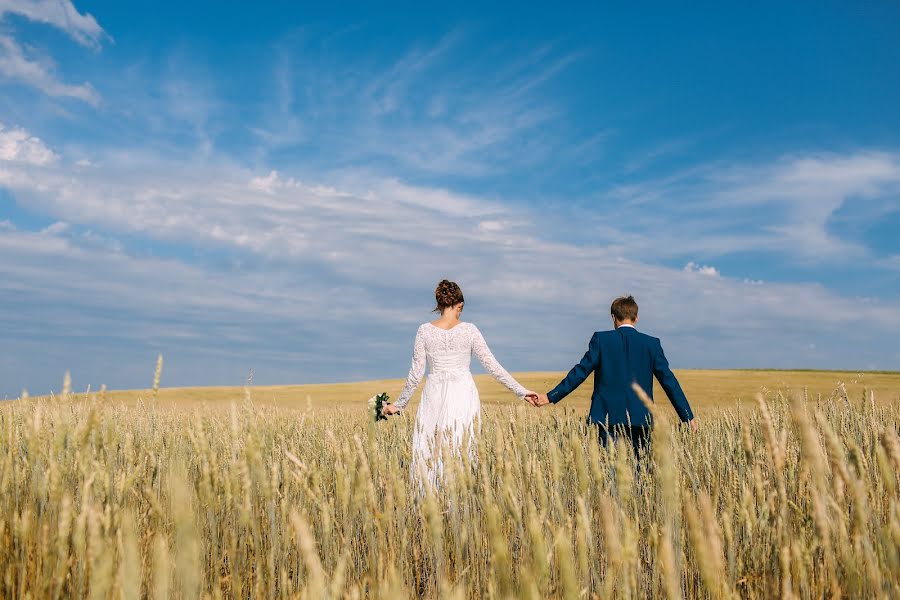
[{"xmin": 434, "ymin": 280, "xmax": 464, "ymax": 312}]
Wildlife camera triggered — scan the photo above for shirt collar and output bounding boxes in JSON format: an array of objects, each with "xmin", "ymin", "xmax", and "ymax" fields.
[{"xmin": 617, "ymin": 323, "xmax": 636, "ymax": 329}]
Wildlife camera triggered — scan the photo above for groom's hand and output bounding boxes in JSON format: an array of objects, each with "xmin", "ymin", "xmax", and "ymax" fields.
[{"xmin": 533, "ymin": 393, "xmax": 551, "ymax": 407}]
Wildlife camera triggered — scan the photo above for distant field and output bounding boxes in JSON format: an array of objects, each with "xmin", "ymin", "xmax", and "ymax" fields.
[{"xmin": 80, "ymin": 369, "xmax": 900, "ymax": 417}]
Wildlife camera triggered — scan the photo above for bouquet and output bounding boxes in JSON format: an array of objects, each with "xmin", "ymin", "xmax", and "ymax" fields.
[{"xmin": 368, "ymin": 392, "xmax": 392, "ymax": 422}]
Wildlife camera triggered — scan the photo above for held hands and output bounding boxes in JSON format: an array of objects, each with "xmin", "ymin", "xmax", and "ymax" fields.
[
  {"xmin": 523, "ymin": 392, "xmax": 551, "ymax": 408},
  {"xmin": 524, "ymin": 391, "xmax": 698, "ymax": 432}
]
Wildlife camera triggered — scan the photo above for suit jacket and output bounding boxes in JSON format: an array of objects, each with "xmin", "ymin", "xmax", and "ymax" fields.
[{"xmin": 547, "ymin": 326, "xmax": 693, "ymax": 427}]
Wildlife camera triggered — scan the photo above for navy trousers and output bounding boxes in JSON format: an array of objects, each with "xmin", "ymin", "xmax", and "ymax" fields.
[{"xmin": 599, "ymin": 425, "xmax": 652, "ymax": 458}]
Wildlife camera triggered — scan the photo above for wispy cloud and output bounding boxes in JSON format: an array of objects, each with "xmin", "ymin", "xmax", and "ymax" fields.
[
  {"xmin": 880, "ymin": 255, "xmax": 900, "ymax": 271},
  {"xmin": 0, "ymin": 0, "xmax": 109, "ymax": 48},
  {"xmin": 251, "ymin": 31, "xmax": 578, "ymax": 176},
  {"xmin": 624, "ymin": 137, "xmax": 698, "ymax": 174},
  {"xmin": 0, "ymin": 34, "xmax": 100, "ymax": 104}
]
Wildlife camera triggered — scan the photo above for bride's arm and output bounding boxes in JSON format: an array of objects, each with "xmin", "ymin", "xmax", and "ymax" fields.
[
  {"xmin": 471, "ymin": 325, "xmax": 530, "ymax": 398},
  {"xmin": 392, "ymin": 325, "xmax": 427, "ymax": 412}
]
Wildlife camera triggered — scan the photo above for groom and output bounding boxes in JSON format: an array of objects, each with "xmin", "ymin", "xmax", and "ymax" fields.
[{"xmin": 531, "ymin": 295, "xmax": 696, "ymax": 455}]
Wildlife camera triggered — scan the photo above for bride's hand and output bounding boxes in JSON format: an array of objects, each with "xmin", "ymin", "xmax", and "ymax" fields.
[
  {"xmin": 382, "ymin": 404, "xmax": 401, "ymax": 416},
  {"xmin": 523, "ymin": 391, "xmax": 539, "ymax": 407}
]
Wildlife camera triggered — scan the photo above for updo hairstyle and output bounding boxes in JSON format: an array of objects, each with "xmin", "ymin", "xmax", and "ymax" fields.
[{"xmin": 433, "ymin": 280, "xmax": 464, "ymax": 313}]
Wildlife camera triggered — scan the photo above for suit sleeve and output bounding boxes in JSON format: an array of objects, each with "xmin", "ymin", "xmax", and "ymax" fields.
[
  {"xmin": 548, "ymin": 333, "xmax": 600, "ymax": 404},
  {"xmin": 652, "ymin": 339, "xmax": 694, "ymax": 422}
]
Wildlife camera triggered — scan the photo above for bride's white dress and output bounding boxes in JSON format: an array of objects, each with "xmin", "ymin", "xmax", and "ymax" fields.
[{"xmin": 394, "ymin": 322, "xmax": 528, "ymax": 487}]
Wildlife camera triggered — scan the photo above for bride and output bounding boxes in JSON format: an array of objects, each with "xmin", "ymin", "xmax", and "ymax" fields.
[{"xmin": 383, "ymin": 280, "xmax": 537, "ymax": 486}]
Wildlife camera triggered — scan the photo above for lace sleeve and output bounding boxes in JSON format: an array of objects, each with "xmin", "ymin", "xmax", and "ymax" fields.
[
  {"xmin": 471, "ymin": 325, "xmax": 529, "ymax": 398},
  {"xmin": 395, "ymin": 325, "xmax": 426, "ymax": 410}
]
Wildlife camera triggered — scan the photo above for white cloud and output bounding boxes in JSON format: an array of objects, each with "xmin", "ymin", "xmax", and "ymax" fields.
[
  {"xmin": 0, "ymin": 0, "xmax": 108, "ymax": 48},
  {"xmin": 248, "ymin": 170, "xmax": 298, "ymax": 194},
  {"xmin": 0, "ymin": 35, "xmax": 100, "ymax": 105},
  {"xmin": 0, "ymin": 122, "xmax": 57, "ymax": 164},
  {"xmin": 607, "ymin": 152, "xmax": 900, "ymax": 263},
  {"xmin": 0, "ymin": 153, "xmax": 518, "ymax": 266},
  {"xmin": 2, "ymin": 141, "xmax": 900, "ymax": 394},
  {"xmin": 478, "ymin": 220, "xmax": 507, "ymax": 233},
  {"xmin": 40, "ymin": 221, "xmax": 68, "ymax": 235},
  {"xmin": 684, "ymin": 261, "xmax": 719, "ymax": 277},
  {"xmin": 715, "ymin": 153, "xmax": 900, "ymax": 256},
  {"xmin": 2, "ymin": 147, "xmax": 899, "ymax": 331}
]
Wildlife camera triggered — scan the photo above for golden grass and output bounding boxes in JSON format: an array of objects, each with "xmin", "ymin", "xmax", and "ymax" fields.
[
  {"xmin": 1, "ymin": 371, "xmax": 899, "ymax": 598},
  {"xmin": 89, "ymin": 369, "xmax": 900, "ymax": 417}
]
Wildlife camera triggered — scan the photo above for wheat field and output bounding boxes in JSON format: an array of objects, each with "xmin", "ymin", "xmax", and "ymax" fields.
[
  {"xmin": 90, "ymin": 368, "xmax": 900, "ymax": 415},
  {"xmin": 1, "ymin": 372, "xmax": 900, "ymax": 598}
]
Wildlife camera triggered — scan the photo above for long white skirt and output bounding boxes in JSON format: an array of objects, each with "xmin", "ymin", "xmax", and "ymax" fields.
[{"xmin": 411, "ymin": 370, "xmax": 480, "ymax": 489}]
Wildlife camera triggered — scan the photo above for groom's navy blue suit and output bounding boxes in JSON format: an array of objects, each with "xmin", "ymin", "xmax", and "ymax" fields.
[{"xmin": 547, "ymin": 325, "xmax": 693, "ymax": 451}]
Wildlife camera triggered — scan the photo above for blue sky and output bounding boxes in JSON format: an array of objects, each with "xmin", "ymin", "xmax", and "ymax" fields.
[{"xmin": 1, "ymin": 1, "xmax": 899, "ymax": 397}]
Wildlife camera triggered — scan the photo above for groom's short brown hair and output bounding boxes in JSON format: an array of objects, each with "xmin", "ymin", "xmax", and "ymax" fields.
[{"xmin": 611, "ymin": 295, "xmax": 639, "ymax": 322}]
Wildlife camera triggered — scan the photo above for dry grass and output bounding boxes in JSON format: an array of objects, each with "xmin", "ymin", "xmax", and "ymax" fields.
[
  {"xmin": 81, "ymin": 369, "xmax": 900, "ymax": 416},
  {"xmin": 1, "ymin": 373, "xmax": 899, "ymax": 598}
]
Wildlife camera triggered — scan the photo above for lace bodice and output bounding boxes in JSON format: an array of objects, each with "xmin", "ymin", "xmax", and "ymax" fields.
[{"xmin": 394, "ymin": 322, "xmax": 528, "ymax": 409}]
